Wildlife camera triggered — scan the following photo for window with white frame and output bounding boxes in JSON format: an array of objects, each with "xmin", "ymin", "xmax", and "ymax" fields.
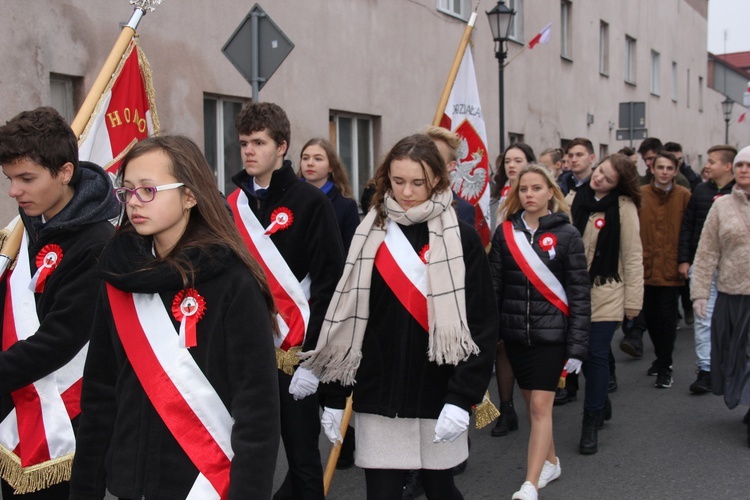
[
  {"xmin": 203, "ymin": 96, "xmax": 245, "ymax": 195},
  {"xmin": 561, "ymin": 1, "xmax": 572, "ymax": 60},
  {"xmin": 671, "ymin": 62, "xmax": 678, "ymax": 101},
  {"xmin": 599, "ymin": 144, "xmax": 608, "ymax": 159},
  {"xmin": 650, "ymin": 50, "xmax": 661, "ymax": 96},
  {"xmin": 625, "ymin": 36, "xmax": 637, "ymax": 85},
  {"xmin": 507, "ymin": 0, "xmax": 524, "ymax": 42},
  {"xmin": 331, "ymin": 112, "xmax": 375, "ymax": 206},
  {"xmin": 599, "ymin": 21, "xmax": 609, "ymax": 76},
  {"xmin": 436, "ymin": 0, "xmax": 471, "ymax": 21},
  {"xmin": 50, "ymin": 74, "xmax": 80, "ymax": 124},
  {"xmin": 508, "ymin": 132, "xmax": 525, "ymax": 145}
]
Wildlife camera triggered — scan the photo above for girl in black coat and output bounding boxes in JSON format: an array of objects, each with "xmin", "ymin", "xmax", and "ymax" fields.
[
  {"xmin": 489, "ymin": 164, "xmax": 590, "ymax": 500},
  {"xmin": 70, "ymin": 136, "xmax": 280, "ymax": 500},
  {"xmin": 299, "ymin": 138, "xmax": 360, "ymax": 252}
]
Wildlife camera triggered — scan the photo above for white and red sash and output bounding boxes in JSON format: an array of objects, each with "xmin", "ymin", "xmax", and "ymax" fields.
[
  {"xmin": 107, "ymin": 284, "xmax": 233, "ymax": 500},
  {"xmin": 0, "ymin": 231, "xmax": 87, "ymax": 493},
  {"xmin": 228, "ymin": 190, "xmax": 311, "ymax": 351},
  {"xmin": 374, "ymin": 220, "xmax": 429, "ymax": 331},
  {"xmin": 502, "ymin": 221, "xmax": 569, "ymax": 316}
]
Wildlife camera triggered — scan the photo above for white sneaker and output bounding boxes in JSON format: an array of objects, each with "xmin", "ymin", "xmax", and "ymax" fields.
[
  {"xmin": 511, "ymin": 481, "xmax": 538, "ymax": 500},
  {"xmin": 538, "ymin": 456, "xmax": 561, "ymax": 488}
]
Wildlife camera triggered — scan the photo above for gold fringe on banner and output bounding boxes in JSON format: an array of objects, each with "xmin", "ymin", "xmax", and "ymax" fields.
[
  {"xmin": 474, "ymin": 390, "xmax": 501, "ymax": 429},
  {"xmin": 135, "ymin": 37, "xmax": 160, "ymax": 135},
  {"xmin": 0, "ymin": 446, "xmax": 73, "ymax": 494},
  {"xmin": 276, "ymin": 346, "xmax": 302, "ymax": 375}
]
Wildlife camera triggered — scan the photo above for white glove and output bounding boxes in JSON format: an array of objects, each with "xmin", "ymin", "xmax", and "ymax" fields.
[
  {"xmin": 289, "ymin": 367, "xmax": 319, "ymax": 401},
  {"xmin": 693, "ymin": 299, "xmax": 708, "ymax": 320},
  {"xmin": 433, "ymin": 404, "xmax": 470, "ymax": 443},
  {"xmin": 321, "ymin": 407, "xmax": 344, "ymax": 444},
  {"xmin": 564, "ymin": 358, "xmax": 583, "ymax": 374}
]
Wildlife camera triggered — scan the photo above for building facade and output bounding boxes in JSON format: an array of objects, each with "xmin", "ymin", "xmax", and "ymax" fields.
[{"xmin": 1, "ymin": 0, "xmax": 747, "ymax": 220}]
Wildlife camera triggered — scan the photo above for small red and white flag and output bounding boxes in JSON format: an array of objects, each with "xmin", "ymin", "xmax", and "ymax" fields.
[
  {"xmin": 738, "ymin": 112, "xmax": 746, "ymax": 124},
  {"xmin": 78, "ymin": 37, "xmax": 159, "ymax": 176},
  {"xmin": 528, "ymin": 23, "xmax": 552, "ymax": 49},
  {"xmin": 440, "ymin": 49, "xmax": 491, "ymax": 246}
]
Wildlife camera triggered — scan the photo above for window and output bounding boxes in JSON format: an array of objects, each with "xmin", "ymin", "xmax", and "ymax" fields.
[
  {"xmin": 625, "ymin": 36, "xmax": 637, "ymax": 85},
  {"xmin": 508, "ymin": 133, "xmax": 525, "ymax": 145},
  {"xmin": 687, "ymin": 69, "xmax": 691, "ymax": 108},
  {"xmin": 650, "ymin": 50, "xmax": 661, "ymax": 96},
  {"xmin": 561, "ymin": 1, "xmax": 572, "ymax": 60},
  {"xmin": 560, "ymin": 138, "xmax": 571, "ymax": 153},
  {"xmin": 437, "ymin": 0, "xmax": 471, "ymax": 21},
  {"xmin": 599, "ymin": 21, "xmax": 609, "ymax": 76},
  {"xmin": 671, "ymin": 62, "xmax": 678, "ymax": 102},
  {"xmin": 50, "ymin": 74, "xmax": 81, "ymax": 124},
  {"xmin": 507, "ymin": 0, "xmax": 524, "ymax": 42},
  {"xmin": 698, "ymin": 75, "xmax": 704, "ymax": 112},
  {"xmin": 331, "ymin": 112, "xmax": 376, "ymax": 204},
  {"xmin": 203, "ymin": 95, "xmax": 245, "ymax": 195},
  {"xmin": 599, "ymin": 144, "xmax": 608, "ymax": 159}
]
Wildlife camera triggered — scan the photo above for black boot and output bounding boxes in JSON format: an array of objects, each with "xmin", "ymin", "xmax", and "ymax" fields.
[
  {"xmin": 336, "ymin": 426, "xmax": 355, "ymax": 470},
  {"xmin": 596, "ymin": 397, "xmax": 612, "ymax": 430},
  {"xmin": 580, "ymin": 410, "xmax": 600, "ymax": 455},
  {"xmin": 491, "ymin": 401, "xmax": 519, "ymax": 437},
  {"xmin": 619, "ymin": 330, "xmax": 644, "ymax": 358}
]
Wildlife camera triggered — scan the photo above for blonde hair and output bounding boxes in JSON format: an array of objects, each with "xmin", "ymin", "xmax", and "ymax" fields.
[
  {"xmin": 501, "ymin": 163, "xmax": 570, "ymax": 221},
  {"xmin": 423, "ymin": 125, "xmax": 461, "ymax": 162}
]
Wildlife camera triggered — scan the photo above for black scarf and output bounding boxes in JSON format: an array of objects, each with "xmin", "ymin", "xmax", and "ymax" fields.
[{"xmin": 571, "ymin": 182, "xmax": 622, "ymax": 285}]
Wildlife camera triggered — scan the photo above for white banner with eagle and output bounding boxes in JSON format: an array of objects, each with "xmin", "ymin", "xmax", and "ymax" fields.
[{"xmin": 439, "ymin": 48, "xmax": 490, "ymax": 246}]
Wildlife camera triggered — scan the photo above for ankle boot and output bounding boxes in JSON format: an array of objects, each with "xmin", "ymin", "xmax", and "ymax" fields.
[
  {"xmin": 596, "ymin": 397, "xmax": 612, "ymax": 429},
  {"xmin": 579, "ymin": 410, "xmax": 599, "ymax": 455},
  {"xmin": 491, "ymin": 401, "xmax": 519, "ymax": 437}
]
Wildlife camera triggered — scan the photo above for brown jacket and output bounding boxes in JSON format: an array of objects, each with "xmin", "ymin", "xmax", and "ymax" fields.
[
  {"xmin": 639, "ymin": 182, "xmax": 691, "ymax": 287},
  {"xmin": 691, "ymin": 186, "xmax": 750, "ymax": 299},
  {"xmin": 578, "ymin": 196, "xmax": 644, "ymax": 321}
]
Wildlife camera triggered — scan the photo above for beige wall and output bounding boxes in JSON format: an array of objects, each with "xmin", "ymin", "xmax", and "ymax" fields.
[{"xmin": 0, "ymin": 0, "xmax": 746, "ymax": 221}]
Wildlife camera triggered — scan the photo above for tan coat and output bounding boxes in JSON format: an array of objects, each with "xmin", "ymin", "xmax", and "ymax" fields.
[
  {"xmin": 639, "ymin": 183, "xmax": 691, "ymax": 287},
  {"xmin": 691, "ymin": 186, "xmax": 750, "ymax": 299},
  {"xmin": 578, "ymin": 196, "xmax": 644, "ymax": 321}
]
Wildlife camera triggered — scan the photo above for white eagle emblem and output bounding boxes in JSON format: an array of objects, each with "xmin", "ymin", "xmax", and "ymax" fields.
[{"xmin": 450, "ymin": 138, "xmax": 486, "ymax": 202}]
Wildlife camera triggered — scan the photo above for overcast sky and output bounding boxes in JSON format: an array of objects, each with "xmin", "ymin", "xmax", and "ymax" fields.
[{"xmin": 707, "ymin": 0, "xmax": 750, "ymax": 54}]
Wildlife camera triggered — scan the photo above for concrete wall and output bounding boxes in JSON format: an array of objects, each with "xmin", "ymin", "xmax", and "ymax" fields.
[{"xmin": 0, "ymin": 0, "xmax": 747, "ymax": 221}]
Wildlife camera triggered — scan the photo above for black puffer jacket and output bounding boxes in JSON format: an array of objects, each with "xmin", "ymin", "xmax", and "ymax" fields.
[
  {"xmin": 489, "ymin": 211, "xmax": 590, "ymax": 360},
  {"xmin": 678, "ymin": 179, "xmax": 735, "ymax": 264}
]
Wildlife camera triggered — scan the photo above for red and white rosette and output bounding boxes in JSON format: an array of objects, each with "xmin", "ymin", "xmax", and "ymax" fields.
[
  {"xmin": 264, "ymin": 207, "xmax": 294, "ymax": 235},
  {"xmin": 172, "ymin": 289, "xmax": 207, "ymax": 348},
  {"xmin": 30, "ymin": 243, "xmax": 63, "ymax": 293},
  {"xmin": 539, "ymin": 233, "xmax": 557, "ymax": 260},
  {"xmin": 418, "ymin": 244, "xmax": 430, "ymax": 264},
  {"xmin": 594, "ymin": 218, "xmax": 606, "ymax": 230}
]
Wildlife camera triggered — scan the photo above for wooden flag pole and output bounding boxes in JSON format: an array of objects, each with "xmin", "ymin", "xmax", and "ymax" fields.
[
  {"xmin": 323, "ymin": 396, "xmax": 353, "ymax": 496},
  {"xmin": 432, "ymin": 6, "xmax": 479, "ymax": 126}
]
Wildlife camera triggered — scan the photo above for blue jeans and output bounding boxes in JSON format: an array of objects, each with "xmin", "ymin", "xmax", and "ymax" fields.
[
  {"xmin": 691, "ymin": 268, "xmax": 717, "ymax": 372},
  {"xmin": 583, "ymin": 321, "xmax": 619, "ymax": 412}
]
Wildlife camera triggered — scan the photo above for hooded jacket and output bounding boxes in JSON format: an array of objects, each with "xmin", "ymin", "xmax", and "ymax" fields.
[
  {"xmin": 489, "ymin": 211, "xmax": 590, "ymax": 360},
  {"xmin": 70, "ymin": 232, "xmax": 280, "ymax": 499},
  {"xmin": 678, "ymin": 179, "xmax": 735, "ymax": 264}
]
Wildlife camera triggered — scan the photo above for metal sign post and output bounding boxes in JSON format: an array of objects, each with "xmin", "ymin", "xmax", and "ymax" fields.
[{"xmin": 616, "ymin": 101, "xmax": 647, "ymax": 146}]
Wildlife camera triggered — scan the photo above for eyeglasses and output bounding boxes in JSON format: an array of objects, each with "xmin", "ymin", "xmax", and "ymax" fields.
[{"xmin": 113, "ymin": 183, "xmax": 184, "ymax": 204}]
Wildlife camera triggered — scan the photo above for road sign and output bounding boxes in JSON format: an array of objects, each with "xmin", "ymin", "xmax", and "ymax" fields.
[
  {"xmin": 618, "ymin": 102, "xmax": 646, "ymax": 129},
  {"xmin": 222, "ymin": 4, "xmax": 294, "ymax": 100},
  {"xmin": 616, "ymin": 128, "xmax": 648, "ymax": 141}
]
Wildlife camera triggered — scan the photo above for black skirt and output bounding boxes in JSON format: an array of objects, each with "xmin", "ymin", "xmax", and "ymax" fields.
[
  {"xmin": 505, "ymin": 342, "xmax": 567, "ymax": 391},
  {"xmin": 711, "ymin": 292, "xmax": 750, "ymax": 409}
]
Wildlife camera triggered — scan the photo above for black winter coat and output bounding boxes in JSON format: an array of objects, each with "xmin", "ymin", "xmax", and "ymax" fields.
[
  {"xmin": 327, "ymin": 219, "xmax": 498, "ymax": 418},
  {"xmin": 326, "ymin": 185, "xmax": 360, "ymax": 252},
  {"xmin": 489, "ymin": 211, "xmax": 590, "ymax": 360},
  {"xmin": 678, "ymin": 179, "xmax": 735, "ymax": 264},
  {"xmin": 69, "ymin": 234, "xmax": 280, "ymax": 500}
]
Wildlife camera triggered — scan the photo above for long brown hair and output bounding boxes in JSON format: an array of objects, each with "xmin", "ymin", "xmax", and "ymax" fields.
[
  {"xmin": 597, "ymin": 154, "xmax": 642, "ymax": 209},
  {"xmin": 298, "ymin": 138, "xmax": 353, "ymax": 197},
  {"xmin": 370, "ymin": 134, "xmax": 450, "ymax": 227},
  {"xmin": 117, "ymin": 135, "xmax": 278, "ymax": 332},
  {"xmin": 490, "ymin": 143, "xmax": 536, "ymax": 199},
  {"xmin": 501, "ymin": 164, "xmax": 570, "ymax": 221}
]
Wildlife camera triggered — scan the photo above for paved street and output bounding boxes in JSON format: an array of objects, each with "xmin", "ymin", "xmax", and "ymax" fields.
[{"xmin": 287, "ymin": 321, "xmax": 750, "ymax": 499}]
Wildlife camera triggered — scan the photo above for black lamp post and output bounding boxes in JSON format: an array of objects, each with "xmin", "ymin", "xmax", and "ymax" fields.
[
  {"xmin": 486, "ymin": 1, "xmax": 516, "ymax": 153},
  {"xmin": 722, "ymin": 96, "xmax": 734, "ymax": 144}
]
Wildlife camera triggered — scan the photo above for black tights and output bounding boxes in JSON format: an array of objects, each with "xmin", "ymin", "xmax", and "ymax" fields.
[
  {"xmin": 495, "ymin": 342, "xmax": 516, "ymax": 403},
  {"xmin": 364, "ymin": 469, "xmax": 463, "ymax": 500}
]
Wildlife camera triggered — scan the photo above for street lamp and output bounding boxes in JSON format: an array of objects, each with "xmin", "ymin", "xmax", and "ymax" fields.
[
  {"xmin": 486, "ymin": 1, "xmax": 516, "ymax": 153},
  {"xmin": 722, "ymin": 96, "xmax": 734, "ymax": 144}
]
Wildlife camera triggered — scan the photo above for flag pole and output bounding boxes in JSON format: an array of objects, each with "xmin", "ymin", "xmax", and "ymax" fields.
[
  {"xmin": 432, "ymin": 5, "xmax": 479, "ymax": 126},
  {"xmin": 70, "ymin": 1, "xmax": 161, "ymax": 137}
]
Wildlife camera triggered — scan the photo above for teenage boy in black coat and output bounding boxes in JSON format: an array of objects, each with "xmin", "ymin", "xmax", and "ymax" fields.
[
  {"xmin": 230, "ymin": 102, "xmax": 345, "ymax": 500},
  {"xmin": 0, "ymin": 107, "xmax": 119, "ymax": 498}
]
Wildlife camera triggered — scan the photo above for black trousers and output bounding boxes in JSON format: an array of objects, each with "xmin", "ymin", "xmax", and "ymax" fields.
[
  {"xmin": 1, "ymin": 479, "xmax": 68, "ymax": 499},
  {"xmin": 278, "ymin": 369, "xmax": 325, "ymax": 500},
  {"xmin": 643, "ymin": 285, "xmax": 680, "ymax": 370},
  {"xmin": 364, "ymin": 468, "xmax": 463, "ymax": 500}
]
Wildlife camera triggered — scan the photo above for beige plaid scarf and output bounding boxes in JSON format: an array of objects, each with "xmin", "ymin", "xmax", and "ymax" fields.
[{"xmin": 300, "ymin": 189, "xmax": 478, "ymax": 385}]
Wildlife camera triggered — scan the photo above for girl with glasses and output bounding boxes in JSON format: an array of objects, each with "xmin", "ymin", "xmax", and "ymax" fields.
[{"xmin": 70, "ymin": 135, "xmax": 281, "ymax": 499}]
